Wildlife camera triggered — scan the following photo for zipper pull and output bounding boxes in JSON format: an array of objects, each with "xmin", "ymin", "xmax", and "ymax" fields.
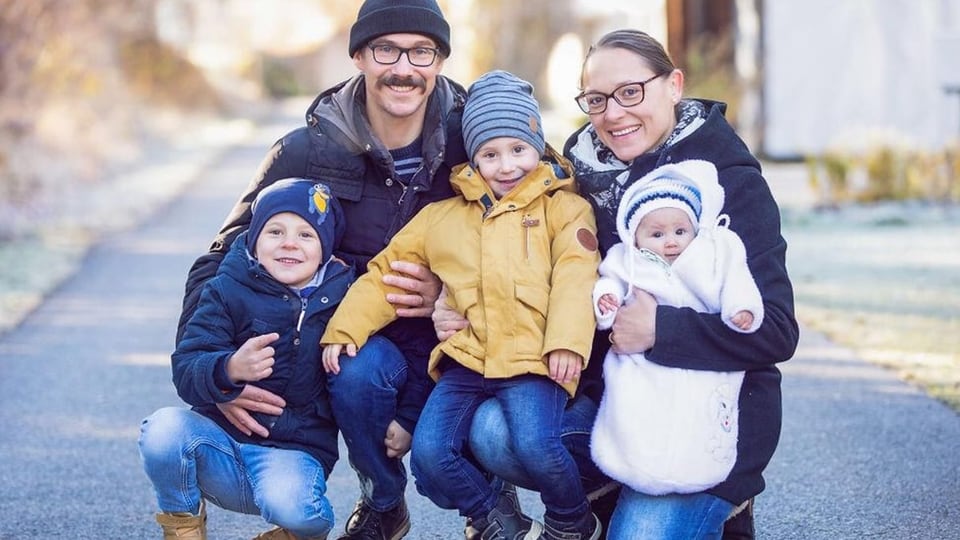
[
  {"xmin": 296, "ymin": 297, "xmax": 308, "ymax": 332},
  {"xmin": 521, "ymin": 215, "xmax": 540, "ymax": 259}
]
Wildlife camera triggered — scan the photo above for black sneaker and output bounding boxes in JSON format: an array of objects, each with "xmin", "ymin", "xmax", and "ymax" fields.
[
  {"xmin": 540, "ymin": 512, "xmax": 601, "ymax": 540},
  {"xmin": 469, "ymin": 483, "xmax": 543, "ymax": 540},
  {"xmin": 586, "ymin": 481, "xmax": 620, "ymax": 540},
  {"xmin": 465, "ymin": 482, "xmax": 538, "ymax": 540},
  {"xmin": 722, "ymin": 498, "xmax": 755, "ymax": 540},
  {"xmin": 337, "ymin": 497, "xmax": 410, "ymax": 540}
]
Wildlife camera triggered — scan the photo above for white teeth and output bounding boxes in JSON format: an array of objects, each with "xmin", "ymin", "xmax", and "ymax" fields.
[
  {"xmin": 391, "ymin": 85, "xmax": 415, "ymax": 92},
  {"xmin": 611, "ymin": 126, "xmax": 640, "ymax": 137}
]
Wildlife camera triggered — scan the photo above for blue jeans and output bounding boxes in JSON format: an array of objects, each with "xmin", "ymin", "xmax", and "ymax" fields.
[
  {"xmin": 326, "ymin": 336, "xmax": 408, "ymax": 512},
  {"xmin": 138, "ymin": 407, "xmax": 334, "ymax": 538},
  {"xmin": 606, "ymin": 489, "xmax": 734, "ymax": 539},
  {"xmin": 469, "ymin": 392, "xmax": 612, "ymax": 497},
  {"xmin": 411, "ymin": 365, "xmax": 589, "ymax": 522}
]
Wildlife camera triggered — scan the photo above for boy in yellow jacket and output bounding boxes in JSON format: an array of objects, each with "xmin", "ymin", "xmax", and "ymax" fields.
[{"xmin": 322, "ymin": 70, "xmax": 601, "ymax": 539}]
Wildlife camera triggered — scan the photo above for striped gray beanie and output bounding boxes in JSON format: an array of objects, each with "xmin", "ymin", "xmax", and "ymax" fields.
[{"xmin": 462, "ymin": 70, "xmax": 546, "ymax": 161}]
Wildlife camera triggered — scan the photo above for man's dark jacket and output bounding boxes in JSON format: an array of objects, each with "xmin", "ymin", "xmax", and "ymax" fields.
[{"xmin": 180, "ymin": 74, "xmax": 469, "ymax": 432}]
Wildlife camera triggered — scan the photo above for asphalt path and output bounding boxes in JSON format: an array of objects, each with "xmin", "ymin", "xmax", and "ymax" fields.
[{"xmin": 0, "ymin": 115, "xmax": 957, "ymax": 539}]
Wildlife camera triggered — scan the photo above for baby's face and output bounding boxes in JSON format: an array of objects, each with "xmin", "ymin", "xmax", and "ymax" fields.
[
  {"xmin": 473, "ymin": 136, "xmax": 540, "ymax": 198},
  {"xmin": 633, "ymin": 207, "xmax": 695, "ymax": 264}
]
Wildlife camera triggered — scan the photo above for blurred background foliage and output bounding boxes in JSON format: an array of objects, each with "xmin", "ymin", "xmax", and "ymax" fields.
[{"xmin": 1, "ymin": 0, "xmax": 955, "ymax": 243}]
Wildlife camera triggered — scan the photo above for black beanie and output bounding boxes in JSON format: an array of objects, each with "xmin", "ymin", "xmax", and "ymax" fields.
[{"xmin": 348, "ymin": 0, "xmax": 451, "ymax": 58}]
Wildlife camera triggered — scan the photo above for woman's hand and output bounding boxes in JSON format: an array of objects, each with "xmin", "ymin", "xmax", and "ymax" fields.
[
  {"xmin": 432, "ymin": 285, "xmax": 469, "ymax": 340},
  {"xmin": 609, "ymin": 287, "xmax": 657, "ymax": 354},
  {"xmin": 382, "ymin": 261, "xmax": 441, "ymax": 318}
]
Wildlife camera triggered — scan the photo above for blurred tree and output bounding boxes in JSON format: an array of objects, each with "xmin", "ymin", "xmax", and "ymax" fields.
[
  {"xmin": 469, "ymin": 0, "xmax": 575, "ymax": 100},
  {"xmin": 0, "ymin": 0, "xmax": 224, "ymax": 238}
]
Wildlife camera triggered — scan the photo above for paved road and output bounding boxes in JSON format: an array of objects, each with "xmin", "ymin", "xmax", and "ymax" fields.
[{"xmin": 0, "ymin": 114, "xmax": 957, "ymax": 539}]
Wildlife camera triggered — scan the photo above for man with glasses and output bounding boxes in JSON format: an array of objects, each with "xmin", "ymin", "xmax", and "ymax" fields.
[{"xmin": 177, "ymin": 1, "xmax": 467, "ymax": 538}]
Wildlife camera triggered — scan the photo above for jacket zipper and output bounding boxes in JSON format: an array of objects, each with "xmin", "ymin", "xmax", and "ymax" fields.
[
  {"xmin": 521, "ymin": 214, "xmax": 540, "ymax": 260},
  {"xmin": 296, "ymin": 296, "xmax": 308, "ymax": 332}
]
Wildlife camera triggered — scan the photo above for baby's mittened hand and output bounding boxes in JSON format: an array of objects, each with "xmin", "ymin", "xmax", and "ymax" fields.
[{"xmin": 731, "ymin": 310, "xmax": 755, "ymax": 331}]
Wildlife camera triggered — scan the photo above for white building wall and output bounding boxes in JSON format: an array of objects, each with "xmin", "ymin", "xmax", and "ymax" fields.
[{"xmin": 763, "ymin": 0, "xmax": 960, "ymax": 158}]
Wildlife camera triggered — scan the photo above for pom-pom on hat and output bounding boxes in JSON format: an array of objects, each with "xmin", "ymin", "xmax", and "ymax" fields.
[
  {"xmin": 462, "ymin": 70, "xmax": 546, "ymax": 162},
  {"xmin": 247, "ymin": 178, "xmax": 345, "ymax": 264},
  {"xmin": 617, "ymin": 161, "xmax": 718, "ymax": 245},
  {"xmin": 348, "ymin": 0, "xmax": 451, "ymax": 58}
]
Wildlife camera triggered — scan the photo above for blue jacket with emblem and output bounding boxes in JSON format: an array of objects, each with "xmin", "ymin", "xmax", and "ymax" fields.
[{"xmin": 173, "ymin": 233, "xmax": 354, "ymax": 476}]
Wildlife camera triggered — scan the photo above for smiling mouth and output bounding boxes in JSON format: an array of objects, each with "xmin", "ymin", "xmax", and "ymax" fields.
[
  {"xmin": 610, "ymin": 125, "xmax": 640, "ymax": 137},
  {"xmin": 276, "ymin": 257, "xmax": 302, "ymax": 264},
  {"xmin": 381, "ymin": 76, "xmax": 424, "ymax": 94}
]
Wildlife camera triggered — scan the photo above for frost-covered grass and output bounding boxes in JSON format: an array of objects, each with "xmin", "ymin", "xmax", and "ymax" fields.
[{"xmin": 783, "ymin": 202, "xmax": 960, "ymax": 412}]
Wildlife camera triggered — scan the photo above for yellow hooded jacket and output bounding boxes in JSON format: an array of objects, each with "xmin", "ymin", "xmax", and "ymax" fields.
[{"xmin": 321, "ymin": 152, "xmax": 600, "ymax": 396}]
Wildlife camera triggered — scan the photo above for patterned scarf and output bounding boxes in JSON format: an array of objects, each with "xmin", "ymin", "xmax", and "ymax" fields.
[{"xmin": 567, "ymin": 99, "xmax": 708, "ymax": 251}]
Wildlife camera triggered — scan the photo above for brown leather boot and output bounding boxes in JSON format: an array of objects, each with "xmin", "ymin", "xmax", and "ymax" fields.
[
  {"xmin": 253, "ymin": 525, "xmax": 329, "ymax": 540},
  {"xmin": 155, "ymin": 500, "xmax": 206, "ymax": 539}
]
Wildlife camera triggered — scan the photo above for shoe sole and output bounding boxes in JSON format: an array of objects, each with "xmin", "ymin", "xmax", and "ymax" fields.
[
  {"xmin": 389, "ymin": 520, "xmax": 410, "ymax": 540},
  {"xmin": 523, "ymin": 520, "xmax": 544, "ymax": 540}
]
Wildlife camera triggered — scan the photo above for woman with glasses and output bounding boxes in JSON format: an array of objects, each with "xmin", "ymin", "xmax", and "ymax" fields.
[
  {"xmin": 563, "ymin": 29, "xmax": 799, "ymax": 539},
  {"xmin": 446, "ymin": 29, "xmax": 800, "ymax": 540}
]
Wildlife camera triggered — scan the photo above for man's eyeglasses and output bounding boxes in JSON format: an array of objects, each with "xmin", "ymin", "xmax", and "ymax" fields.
[
  {"xmin": 367, "ymin": 44, "xmax": 440, "ymax": 67},
  {"xmin": 574, "ymin": 72, "xmax": 668, "ymax": 115}
]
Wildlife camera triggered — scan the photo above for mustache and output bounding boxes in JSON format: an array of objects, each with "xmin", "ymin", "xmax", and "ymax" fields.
[{"xmin": 378, "ymin": 75, "xmax": 426, "ymax": 90}]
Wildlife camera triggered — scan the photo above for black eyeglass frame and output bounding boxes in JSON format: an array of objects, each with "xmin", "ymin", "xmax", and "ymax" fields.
[
  {"xmin": 366, "ymin": 43, "xmax": 441, "ymax": 67},
  {"xmin": 574, "ymin": 72, "xmax": 668, "ymax": 115}
]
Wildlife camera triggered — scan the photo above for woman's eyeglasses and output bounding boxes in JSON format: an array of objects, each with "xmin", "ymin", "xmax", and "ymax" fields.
[{"xmin": 574, "ymin": 72, "xmax": 668, "ymax": 115}]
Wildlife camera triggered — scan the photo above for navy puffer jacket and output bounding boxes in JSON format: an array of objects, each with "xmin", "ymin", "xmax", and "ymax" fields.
[{"xmin": 174, "ymin": 234, "xmax": 354, "ymax": 475}]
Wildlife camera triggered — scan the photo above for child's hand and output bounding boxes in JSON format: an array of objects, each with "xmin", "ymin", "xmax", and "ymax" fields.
[
  {"xmin": 321, "ymin": 343, "xmax": 357, "ymax": 374},
  {"xmin": 227, "ymin": 333, "xmax": 279, "ymax": 383},
  {"xmin": 548, "ymin": 349, "xmax": 584, "ymax": 385},
  {"xmin": 598, "ymin": 293, "xmax": 621, "ymax": 315},
  {"xmin": 731, "ymin": 310, "xmax": 755, "ymax": 331},
  {"xmin": 384, "ymin": 420, "xmax": 412, "ymax": 458}
]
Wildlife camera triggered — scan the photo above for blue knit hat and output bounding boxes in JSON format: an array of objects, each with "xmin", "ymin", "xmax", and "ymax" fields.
[
  {"xmin": 348, "ymin": 0, "xmax": 451, "ymax": 57},
  {"xmin": 618, "ymin": 166, "xmax": 704, "ymax": 244},
  {"xmin": 247, "ymin": 179, "xmax": 345, "ymax": 264},
  {"xmin": 462, "ymin": 70, "xmax": 546, "ymax": 162}
]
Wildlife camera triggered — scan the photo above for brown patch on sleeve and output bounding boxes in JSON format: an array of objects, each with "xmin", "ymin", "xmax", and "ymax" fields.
[{"xmin": 576, "ymin": 228, "xmax": 599, "ymax": 251}]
